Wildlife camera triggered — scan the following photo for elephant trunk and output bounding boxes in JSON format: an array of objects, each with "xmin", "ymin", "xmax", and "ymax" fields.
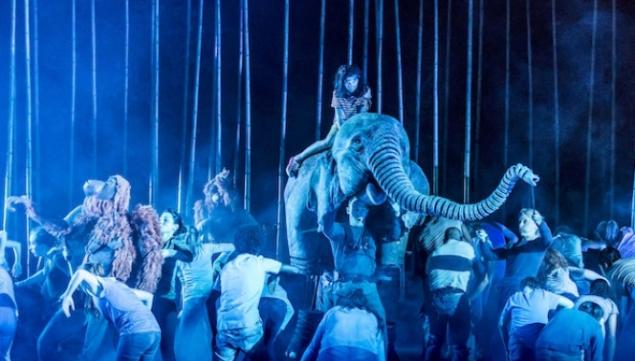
[{"xmin": 368, "ymin": 134, "xmax": 529, "ymax": 221}]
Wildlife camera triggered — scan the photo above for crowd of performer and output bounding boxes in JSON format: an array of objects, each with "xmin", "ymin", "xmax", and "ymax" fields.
[{"xmin": 0, "ymin": 64, "xmax": 633, "ymax": 361}]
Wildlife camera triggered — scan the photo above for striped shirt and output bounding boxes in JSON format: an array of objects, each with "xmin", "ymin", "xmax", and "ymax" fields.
[
  {"xmin": 331, "ymin": 86, "xmax": 372, "ymax": 123},
  {"xmin": 427, "ymin": 239, "xmax": 477, "ymax": 292}
]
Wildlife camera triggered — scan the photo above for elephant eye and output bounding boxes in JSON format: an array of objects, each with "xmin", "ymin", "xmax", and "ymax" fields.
[{"xmin": 350, "ymin": 136, "xmax": 363, "ymax": 151}]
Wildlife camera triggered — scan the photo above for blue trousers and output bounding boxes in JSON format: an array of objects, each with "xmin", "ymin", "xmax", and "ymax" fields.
[{"xmin": 116, "ymin": 332, "xmax": 160, "ymax": 361}]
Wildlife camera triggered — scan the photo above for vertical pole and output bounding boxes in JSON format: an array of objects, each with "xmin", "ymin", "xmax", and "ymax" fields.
[
  {"xmin": 631, "ymin": 166, "xmax": 635, "ymax": 228},
  {"xmin": 178, "ymin": 0, "xmax": 193, "ymax": 213},
  {"xmin": 502, "ymin": 0, "xmax": 510, "ymax": 221},
  {"xmin": 441, "ymin": 0, "xmax": 452, "ymax": 194},
  {"xmin": 375, "ymin": 0, "xmax": 383, "ymax": 113},
  {"xmin": 464, "ymin": 0, "xmax": 473, "ymax": 203},
  {"xmin": 32, "ymin": 0, "xmax": 40, "ymax": 201},
  {"xmin": 609, "ymin": 0, "xmax": 617, "ymax": 219},
  {"xmin": 243, "ymin": 0, "xmax": 252, "ymax": 211},
  {"xmin": 24, "ymin": 0, "xmax": 34, "ymax": 276},
  {"xmin": 394, "ymin": 0, "xmax": 404, "ymax": 123},
  {"xmin": 185, "ymin": 0, "xmax": 205, "ymax": 219},
  {"xmin": 69, "ymin": 0, "xmax": 77, "ymax": 208},
  {"xmin": 150, "ymin": 0, "xmax": 160, "ymax": 206},
  {"xmin": 348, "ymin": 0, "xmax": 354, "ymax": 65},
  {"xmin": 276, "ymin": 0, "xmax": 290, "ymax": 260},
  {"xmin": 414, "ymin": 0, "xmax": 423, "ymax": 163},
  {"xmin": 123, "ymin": 0, "xmax": 130, "ymax": 176},
  {"xmin": 551, "ymin": 0, "xmax": 561, "ymax": 225},
  {"xmin": 363, "ymin": 0, "xmax": 369, "ymax": 81},
  {"xmin": 473, "ymin": 0, "xmax": 485, "ymax": 192},
  {"xmin": 525, "ymin": 0, "xmax": 535, "ymax": 208},
  {"xmin": 433, "ymin": 0, "xmax": 439, "ymax": 195},
  {"xmin": 215, "ymin": 0, "xmax": 222, "ymax": 174},
  {"xmin": 315, "ymin": 0, "xmax": 326, "ymax": 141},
  {"xmin": 3, "ymin": 0, "xmax": 17, "ymax": 230},
  {"xmin": 91, "ymin": 0, "xmax": 98, "ymax": 177},
  {"xmin": 233, "ymin": 0, "xmax": 244, "ymax": 190},
  {"xmin": 583, "ymin": 0, "xmax": 599, "ymax": 235}
]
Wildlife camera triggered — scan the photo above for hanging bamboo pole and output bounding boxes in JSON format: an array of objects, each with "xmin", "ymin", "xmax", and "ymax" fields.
[
  {"xmin": 244, "ymin": 0, "xmax": 252, "ymax": 211},
  {"xmin": 526, "ymin": 0, "xmax": 535, "ymax": 208},
  {"xmin": 276, "ymin": 0, "xmax": 290, "ymax": 260},
  {"xmin": 178, "ymin": 0, "xmax": 193, "ymax": 213},
  {"xmin": 363, "ymin": 0, "xmax": 369, "ymax": 81},
  {"xmin": 584, "ymin": 0, "xmax": 599, "ymax": 235},
  {"xmin": 348, "ymin": 0, "xmax": 354, "ymax": 65},
  {"xmin": 551, "ymin": 0, "xmax": 561, "ymax": 225},
  {"xmin": 315, "ymin": 0, "xmax": 326, "ymax": 141},
  {"xmin": 463, "ymin": 0, "xmax": 473, "ymax": 203},
  {"xmin": 33, "ymin": 0, "xmax": 40, "ymax": 201},
  {"xmin": 215, "ymin": 0, "xmax": 222, "ymax": 174},
  {"xmin": 394, "ymin": 0, "xmax": 404, "ymax": 123},
  {"xmin": 123, "ymin": 0, "xmax": 130, "ymax": 176},
  {"xmin": 185, "ymin": 0, "xmax": 205, "ymax": 219},
  {"xmin": 91, "ymin": 0, "xmax": 98, "ymax": 177},
  {"xmin": 375, "ymin": 0, "xmax": 383, "ymax": 113},
  {"xmin": 207, "ymin": 5, "xmax": 218, "ymax": 182},
  {"xmin": 433, "ymin": 0, "xmax": 439, "ymax": 195},
  {"xmin": 609, "ymin": 0, "xmax": 616, "ymax": 219},
  {"xmin": 414, "ymin": 0, "xmax": 423, "ymax": 163},
  {"xmin": 3, "ymin": 0, "xmax": 17, "ymax": 231},
  {"xmin": 233, "ymin": 0, "xmax": 244, "ymax": 189},
  {"xmin": 473, "ymin": 0, "xmax": 485, "ymax": 192},
  {"xmin": 631, "ymin": 167, "xmax": 635, "ymax": 228},
  {"xmin": 526, "ymin": 0, "xmax": 533, "ymax": 169},
  {"xmin": 150, "ymin": 0, "xmax": 160, "ymax": 206},
  {"xmin": 441, "ymin": 0, "xmax": 452, "ymax": 194},
  {"xmin": 69, "ymin": 0, "xmax": 77, "ymax": 208},
  {"xmin": 24, "ymin": 0, "xmax": 34, "ymax": 277},
  {"xmin": 502, "ymin": 0, "xmax": 510, "ymax": 221}
]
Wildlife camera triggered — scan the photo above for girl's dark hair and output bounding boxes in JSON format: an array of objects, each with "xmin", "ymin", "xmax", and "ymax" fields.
[
  {"xmin": 234, "ymin": 224, "xmax": 264, "ymax": 255},
  {"xmin": 336, "ymin": 288, "xmax": 383, "ymax": 328},
  {"xmin": 333, "ymin": 65, "xmax": 366, "ymax": 97},
  {"xmin": 590, "ymin": 279, "xmax": 611, "ymax": 298},
  {"xmin": 29, "ymin": 226, "xmax": 57, "ymax": 249},
  {"xmin": 163, "ymin": 209, "xmax": 187, "ymax": 236},
  {"xmin": 521, "ymin": 277, "xmax": 540, "ymax": 290}
]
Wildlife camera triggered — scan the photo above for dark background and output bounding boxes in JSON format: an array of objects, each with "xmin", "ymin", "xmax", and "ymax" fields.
[{"xmin": 0, "ymin": 0, "xmax": 634, "ymax": 256}]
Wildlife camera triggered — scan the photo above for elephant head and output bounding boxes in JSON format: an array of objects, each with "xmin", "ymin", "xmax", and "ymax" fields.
[{"xmin": 331, "ymin": 113, "xmax": 539, "ymax": 221}]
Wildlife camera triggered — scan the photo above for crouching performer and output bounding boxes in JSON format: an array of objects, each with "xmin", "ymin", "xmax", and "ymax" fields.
[{"xmin": 60, "ymin": 266, "xmax": 160, "ymax": 361}]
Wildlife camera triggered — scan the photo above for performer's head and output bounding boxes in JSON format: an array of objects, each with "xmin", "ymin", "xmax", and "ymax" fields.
[
  {"xmin": 203, "ymin": 168, "xmax": 235, "ymax": 210},
  {"xmin": 444, "ymin": 227, "xmax": 463, "ymax": 243},
  {"xmin": 334, "ymin": 64, "xmax": 365, "ymax": 97},
  {"xmin": 234, "ymin": 224, "xmax": 264, "ymax": 255},
  {"xmin": 521, "ymin": 277, "xmax": 541, "ymax": 293},
  {"xmin": 346, "ymin": 197, "xmax": 370, "ymax": 227},
  {"xmin": 28, "ymin": 226, "xmax": 57, "ymax": 257},
  {"xmin": 83, "ymin": 175, "xmax": 131, "ymax": 216},
  {"xmin": 159, "ymin": 209, "xmax": 186, "ymax": 243},
  {"xmin": 518, "ymin": 208, "xmax": 542, "ymax": 240},
  {"xmin": 595, "ymin": 220, "xmax": 620, "ymax": 246}
]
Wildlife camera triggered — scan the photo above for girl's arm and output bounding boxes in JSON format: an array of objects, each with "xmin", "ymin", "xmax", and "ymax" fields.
[
  {"xmin": 605, "ymin": 313, "xmax": 617, "ymax": 361},
  {"xmin": 280, "ymin": 264, "xmax": 305, "ymax": 275},
  {"xmin": 6, "ymin": 240, "xmax": 22, "ymax": 278},
  {"xmin": 60, "ymin": 269, "xmax": 102, "ymax": 317},
  {"xmin": 15, "ymin": 269, "xmax": 45, "ymax": 288},
  {"xmin": 569, "ymin": 267, "xmax": 609, "ymax": 284}
]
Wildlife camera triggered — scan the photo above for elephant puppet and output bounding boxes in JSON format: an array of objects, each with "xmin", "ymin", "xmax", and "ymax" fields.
[
  {"xmin": 285, "ymin": 112, "xmax": 539, "ymax": 275},
  {"xmin": 283, "ymin": 113, "xmax": 538, "ymax": 358}
]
